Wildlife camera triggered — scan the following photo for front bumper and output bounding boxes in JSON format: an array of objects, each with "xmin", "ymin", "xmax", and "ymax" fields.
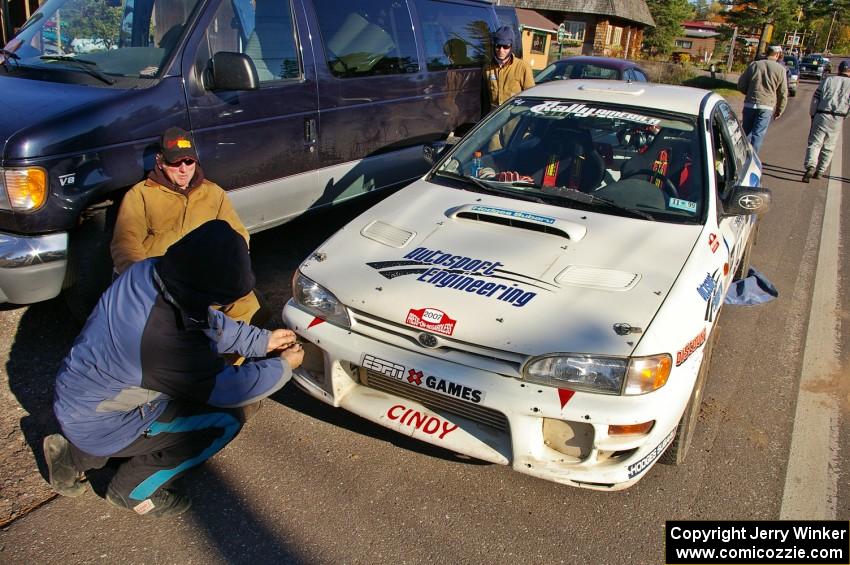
[
  {"xmin": 283, "ymin": 301, "xmax": 687, "ymax": 491},
  {"xmin": 0, "ymin": 231, "xmax": 68, "ymax": 304}
]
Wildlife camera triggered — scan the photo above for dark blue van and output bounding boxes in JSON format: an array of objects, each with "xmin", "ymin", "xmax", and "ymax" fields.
[{"xmin": 0, "ymin": 0, "xmax": 505, "ymax": 313}]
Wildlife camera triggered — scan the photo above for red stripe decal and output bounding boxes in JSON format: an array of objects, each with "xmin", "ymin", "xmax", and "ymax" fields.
[{"xmin": 307, "ymin": 317, "xmax": 325, "ymax": 329}]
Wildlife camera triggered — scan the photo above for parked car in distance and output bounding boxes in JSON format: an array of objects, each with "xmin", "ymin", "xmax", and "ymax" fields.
[
  {"xmin": 800, "ymin": 53, "xmax": 831, "ymax": 79},
  {"xmin": 535, "ymin": 55, "xmax": 649, "ymax": 84},
  {"xmin": 784, "ymin": 54, "xmax": 799, "ymax": 96},
  {"xmin": 283, "ymin": 80, "xmax": 772, "ymax": 490}
]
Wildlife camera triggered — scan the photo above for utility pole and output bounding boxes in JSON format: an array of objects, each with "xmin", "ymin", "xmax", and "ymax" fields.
[
  {"xmin": 726, "ymin": 25, "xmax": 737, "ymax": 73},
  {"xmin": 824, "ymin": 10, "xmax": 837, "ymax": 53}
]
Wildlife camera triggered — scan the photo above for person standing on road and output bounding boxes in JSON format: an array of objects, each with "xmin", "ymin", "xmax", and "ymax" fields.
[
  {"xmin": 801, "ymin": 60, "xmax": 850, "ymax": 182},
  {"xmin": 737, "ymin": 45, "xmax": 788, "ymax": 154},
  {"xmin": 111, "ymin": 127, "xmax": 265, "ymax": 325},
  {"xmin": 44, "ymin": 220, "xmax": 304, "ymax": 518},
  {"xmin": 483, "ymin": 25, "xmax": 534, "ymax": 113}
]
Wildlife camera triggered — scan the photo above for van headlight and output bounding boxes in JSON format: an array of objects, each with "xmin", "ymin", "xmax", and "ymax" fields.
[
  {"xmin": 523, "ymin": 353, "xmax": 671, "ymax": 395},
  {"xmin": 0, "ymin": 167, "xmax": 48, "ymax": 211},
  {"xmin": 291, "ymin": 271, "xmax": 350, "ymax": 328}
]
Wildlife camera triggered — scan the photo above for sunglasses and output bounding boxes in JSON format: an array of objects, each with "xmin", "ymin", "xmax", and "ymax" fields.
[
  {"xmin": 164, "ymin": 158, "xmax": 196, "ymax": 167},
  {"xmin": 495, "ymin": 44, "xmax": 512, "ymax": 50}
]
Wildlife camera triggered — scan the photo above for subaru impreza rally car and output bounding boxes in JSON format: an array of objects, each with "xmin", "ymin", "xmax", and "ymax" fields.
[{"xmin": 283, "ymin": 81, "xmax": 771, "ymax": 490}]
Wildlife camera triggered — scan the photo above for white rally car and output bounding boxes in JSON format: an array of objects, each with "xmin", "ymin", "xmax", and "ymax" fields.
[{"xmin": 283, "ymin": 81, "xmax": 771, "ymax": 490}]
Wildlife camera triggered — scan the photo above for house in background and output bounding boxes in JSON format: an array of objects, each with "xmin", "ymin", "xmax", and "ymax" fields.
[
  {"xmin": 673, "ymin": 20, "xmax": 721, "ymax": 63},
  {"xmin": 498, "ymin": 0, "xmax": 655, "ymax": 59},
  {"xmin": 515, "ymin": 7, "xmax": 558, "ymax": 70}
]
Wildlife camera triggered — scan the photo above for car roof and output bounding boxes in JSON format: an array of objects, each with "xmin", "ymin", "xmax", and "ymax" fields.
[
  {"xmin": 550, "ymin": 55, "xmax": 643, "ymax": 71},
  {"xmin": 520, "ymin": 80, "xmax": 713, "ymax": 116}
]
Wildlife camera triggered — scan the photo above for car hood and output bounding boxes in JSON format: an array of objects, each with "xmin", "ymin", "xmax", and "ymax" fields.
[{"xmin": 300, "ymin": 182, "xmax": 703, "ymax": 357}]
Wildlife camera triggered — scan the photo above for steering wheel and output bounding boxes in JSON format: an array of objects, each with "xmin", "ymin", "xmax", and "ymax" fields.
[{"xmin": 621, "ymin": 169, "xmax": 680, "ymax": 198}]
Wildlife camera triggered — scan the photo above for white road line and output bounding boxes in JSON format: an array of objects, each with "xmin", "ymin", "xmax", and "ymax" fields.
[{"xmin": 780, "ymin": 131, "xmax": 842, "ymax": 519}]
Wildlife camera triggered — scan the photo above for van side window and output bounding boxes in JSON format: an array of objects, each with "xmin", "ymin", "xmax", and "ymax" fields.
[
  {"xmin": 198, "ymin": 0, "xmax": 301, "ymax": 82},
  {"xmin": 416, "ymin": 0, "xmax": 492, "ymax": 70},
  {"xmin": 313, "ymin": 0, "xmax": 419, "ymax": 77}
]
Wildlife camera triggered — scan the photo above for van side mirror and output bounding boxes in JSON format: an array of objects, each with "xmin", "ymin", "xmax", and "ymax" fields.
[
  {"xmin": 206, "ymin": 52, "xmax": 259, "ymax": 91},
  {"xmin": 722, "ymin": 186, "xmax": 772, "ymax": 216},
  {"xmin": 423, "ymin": 141, "xmax": 450, "ymax": 166}
]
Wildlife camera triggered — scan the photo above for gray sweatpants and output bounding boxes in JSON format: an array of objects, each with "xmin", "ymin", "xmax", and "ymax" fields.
[{"xmin": 804, "ymin": 113, "xmax": 843, "ymax": 174}]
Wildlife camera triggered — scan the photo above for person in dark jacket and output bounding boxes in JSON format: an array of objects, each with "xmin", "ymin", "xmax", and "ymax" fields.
[{"xmin": 43, "ymin": 220, "xmax": 304, "ymax": 518}]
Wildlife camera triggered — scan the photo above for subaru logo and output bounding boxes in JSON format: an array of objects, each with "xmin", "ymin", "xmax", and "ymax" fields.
[{"xmin": 418, "ymin": 333, "xmax": 439, "ymax": 348}]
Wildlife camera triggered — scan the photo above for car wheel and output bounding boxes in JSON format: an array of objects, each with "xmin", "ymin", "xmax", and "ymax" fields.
[
  {"xmin": 660, "ymin": 325, "xmax": 717, "ymax": 465},
  {"xmin": 733, "ymin": 219, "xmax": 758, "ymax": 281},
  {"xmin": 62, "ymin": 203, "xmax": 117, "ymax": 324}
]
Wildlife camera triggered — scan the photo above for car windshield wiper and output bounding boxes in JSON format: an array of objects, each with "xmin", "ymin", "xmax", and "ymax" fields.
[
  {"xmin": 547, "ymin": 186, "xmax": 657, "ymax": 221},
  {"xmin": 39, "ymin": 55, "xmax": 116, "ymax": 85},
  {"xmin": 0, "ymin": 48, "xmax": 20, "ymax": 71},
  {"xmin": 435, "ymin": 170, "xmax": 546, "ymax": 204}
]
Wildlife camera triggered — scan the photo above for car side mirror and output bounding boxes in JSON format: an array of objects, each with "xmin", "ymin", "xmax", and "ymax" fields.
[
  {"xmin": 722, "ymin": 186, "xmax": 772, "ymax": 216},
  {"xmin": 205, "ymin": 52, "xmax": 259, "ymax": 92},
  {"xmin": 424, "ymin": 141, "xmax": 450, "ymax": 166}
]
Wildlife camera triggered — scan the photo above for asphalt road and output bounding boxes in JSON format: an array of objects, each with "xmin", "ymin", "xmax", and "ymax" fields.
[{"xmin": 0, "ymin": 79, "xmax": 848, "ymax": 564}]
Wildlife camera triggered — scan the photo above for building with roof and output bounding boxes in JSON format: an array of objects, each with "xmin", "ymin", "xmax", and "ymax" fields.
[
  {"xmin": 515, "ymin": 8, "xmax": 559, "ymax": 69},
  {"xmin": 497, "ymin": 0, "xmax": 655, "ymax": 59},
  {"xmin": 673, "ymin": 21, "xmax": 722, "ymax": 63}
]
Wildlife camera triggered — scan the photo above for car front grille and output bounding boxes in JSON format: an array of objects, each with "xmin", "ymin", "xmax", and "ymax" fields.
[{"xmin": 359, "ymin": 367, "xmax": 510, "ymax": 432}]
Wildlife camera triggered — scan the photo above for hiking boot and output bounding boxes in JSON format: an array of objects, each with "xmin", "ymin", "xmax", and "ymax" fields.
[
  {"xmin": 802, "ymin": 167, "xmax": 814, "ymax": 183},
  {"xmin": 42, "ymin": 434, "xmax": 87, "ymax": 497},
  {"xmin": 106, "ymin": 484, "xmax": 191, "ymax": 518},
  {"xmin": 813, "ymin": 170, "xmax": 822, "ymax": 179}
]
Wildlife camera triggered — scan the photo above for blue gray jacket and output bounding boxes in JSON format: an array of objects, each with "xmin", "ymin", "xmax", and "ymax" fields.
[{"xmin": 53, "ymin": 259, "xmax": 289, "ymax": 456}]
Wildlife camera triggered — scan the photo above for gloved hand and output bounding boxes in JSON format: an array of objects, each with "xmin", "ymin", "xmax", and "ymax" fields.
[{"xmin": 496, "ymin": 171, "xmax": 534, "ymax": 183}]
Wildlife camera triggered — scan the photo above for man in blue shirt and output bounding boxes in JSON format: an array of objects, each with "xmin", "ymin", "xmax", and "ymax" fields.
[{"xmin": 44, "ymin": 220, "xmax": 303, "ymax": 518}]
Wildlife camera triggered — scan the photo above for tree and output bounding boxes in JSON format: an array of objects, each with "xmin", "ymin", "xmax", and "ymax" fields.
[{"xmin": 643, "ymin": 0, "xmax": 695, "ymax": 56}]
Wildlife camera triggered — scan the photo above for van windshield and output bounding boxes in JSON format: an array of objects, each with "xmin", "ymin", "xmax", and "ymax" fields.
[{"xmin": 3, "ymin": 0, "xmax": 202, "ymax": 83}]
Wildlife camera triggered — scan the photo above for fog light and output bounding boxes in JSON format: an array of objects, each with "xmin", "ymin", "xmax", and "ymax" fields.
[
  {"xmin": 608, "ymin": 420, "xmax": 654, "ymax": 436},
  {"xmin": 542, "ymin": 418, "xmax": 594, "ymax": 460}
]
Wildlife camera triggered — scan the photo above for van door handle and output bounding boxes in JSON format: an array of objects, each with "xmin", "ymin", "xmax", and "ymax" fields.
[{"xmin": 304, "ymin": 118, "xmax": 317, "ymax": 145}]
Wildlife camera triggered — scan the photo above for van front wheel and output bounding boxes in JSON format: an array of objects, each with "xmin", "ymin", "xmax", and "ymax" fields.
[{"xmin": 62, "ymin": 204, "xmax": 116, "ymax": 324}]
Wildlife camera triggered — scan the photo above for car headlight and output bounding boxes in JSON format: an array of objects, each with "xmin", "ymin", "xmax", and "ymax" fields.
[
  {"xmin": 291, "ymin": 271, "xmax": 350, "ymax": 328},
  {"xmin": 0, "ymin": 167, "xmax": 48, "ymax": 211},
  {"xmin": 523, "ymin": 353, "xmax": 671, "ymax": 395}
]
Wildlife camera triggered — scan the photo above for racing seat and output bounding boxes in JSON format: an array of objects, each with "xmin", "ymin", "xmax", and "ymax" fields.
[
  {"xmin": 620, "ymin": 131, "xmax": 698, "ymax": 199},
  {"xmin": 531, "ymin": 122, "xmax": 605, "ymax": 192}
]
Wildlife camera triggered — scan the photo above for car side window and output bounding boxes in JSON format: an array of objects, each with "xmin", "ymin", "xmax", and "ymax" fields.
[
  {"xmin": 633, "ymin": 69, "xmax": 648, "ymax": 82},
  {"xmin": 417, "ymin": 0, "xmax": 493, "ymax": 71},
  {"xmin": 717, "ymin": 102, "xmax": 748, "ymax": 171},
  {"xmin": 711, "ymin": 110, "xmax": 737, "ymax": 200},
  {"xmin": 196, "ymin": 0, "xmax": 302, "ymax": 83},
  {"xmin": 313, "ymin": 0, "xmax": 419, "ymax": 77}
]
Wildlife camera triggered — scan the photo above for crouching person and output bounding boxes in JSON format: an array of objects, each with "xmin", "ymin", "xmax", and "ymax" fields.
[{"xmin": 43, "ymin": 220, "xmax": 304, "ymax": 518}]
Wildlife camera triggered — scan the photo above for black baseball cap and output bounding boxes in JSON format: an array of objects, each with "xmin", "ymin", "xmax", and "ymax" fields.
[{"xmin": 160, "ymin": 127, "xmax": 199, "ymax": 163}]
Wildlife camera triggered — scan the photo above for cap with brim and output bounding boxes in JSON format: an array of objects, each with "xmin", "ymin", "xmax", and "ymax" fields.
[
  {"xmin": 161, "ymin": 127, "xmax": 199, "ymax": 163},
  {"xmin": 840, "ymin": 60, "xmax": 849, "ymax": 73},
  {"xmin": 768, "ymin": 45, "xmax": 783, "ymax": 55}
]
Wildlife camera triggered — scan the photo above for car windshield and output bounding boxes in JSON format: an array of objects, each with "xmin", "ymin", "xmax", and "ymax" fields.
[
  {"xmin": 802, "ymin": 55, "xmax": 822, "ymax": 64},
  {"xmin": 3, "ymin": 0, "xmax": 202, "ymax": 83},
  {"xmin": 433, "ymin": 97, "xmax": 704, "ymax": 224},
  {"xmin": 537, "ymin": 62, "xmax": 621, "ymax": 83}
]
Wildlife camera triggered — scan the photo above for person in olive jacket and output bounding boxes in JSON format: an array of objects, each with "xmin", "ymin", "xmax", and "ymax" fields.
[
  {"xmin": 737, "ymin": 45, "xmax": 788, "ymax": 154},
  {"xmin": 111, "ymin": 127, "xmax": 263, "ymax": 325}
]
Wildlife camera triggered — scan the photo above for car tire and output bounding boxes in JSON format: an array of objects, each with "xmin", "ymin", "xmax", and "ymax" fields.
[
  {"xmin": 660, "ymin": 325, "xmax": 717, "ymax": 465},
  {"xmin": 733, "ymin": 219, "xmax": 758, "ymax": 281},
  {"xmin": 62, "ymin": 203, "xmax": 117, "ymax": 324}
]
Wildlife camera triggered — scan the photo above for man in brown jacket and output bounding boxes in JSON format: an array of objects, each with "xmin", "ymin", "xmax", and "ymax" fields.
[
  {"xmin": 483, "ymin": 26, "xmax": 535, "ymax": 112},
  {"xmin": 111, "ymin": 127, "xmax": 262, "ymax": 324}
]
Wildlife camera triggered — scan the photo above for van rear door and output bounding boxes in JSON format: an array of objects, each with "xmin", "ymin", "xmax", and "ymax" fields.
[{"xmin": 184, "ymin": 0, "xmax": 319, "ymax": 232}]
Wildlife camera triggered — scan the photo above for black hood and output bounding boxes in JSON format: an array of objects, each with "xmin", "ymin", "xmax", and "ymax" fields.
[{"xmin": 157, "ymin": 220, "xmax": 254, "ymax": 317}]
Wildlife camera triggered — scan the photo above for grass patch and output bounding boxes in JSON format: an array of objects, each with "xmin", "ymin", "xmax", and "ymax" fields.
[{"xmin": 682, "ymin": 75, "xmax": 741, "ymax": 96}]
